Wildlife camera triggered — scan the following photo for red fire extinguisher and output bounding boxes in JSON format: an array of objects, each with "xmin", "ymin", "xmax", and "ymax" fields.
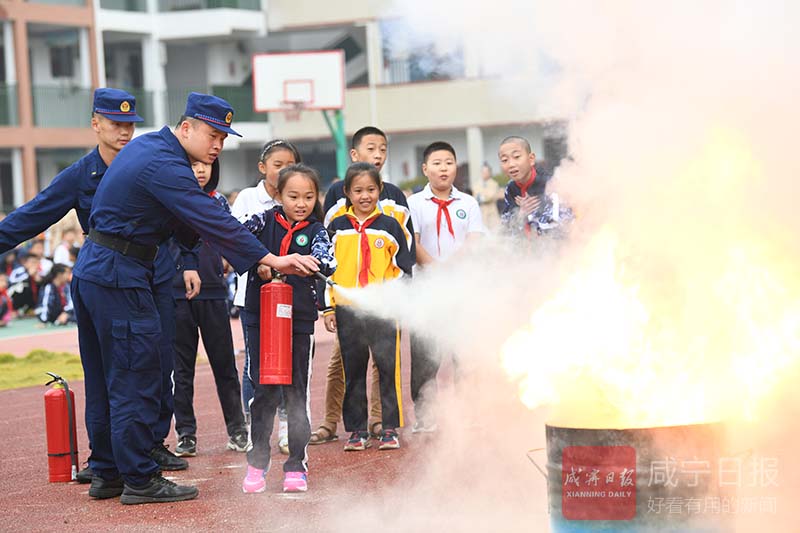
[
  {"xmin": 44, "ymin": 372, "xmax": 79, "ymax": 482},
  {"xmin": 259, "ymin": 275, "xmax": 293, "ymax": 385}
]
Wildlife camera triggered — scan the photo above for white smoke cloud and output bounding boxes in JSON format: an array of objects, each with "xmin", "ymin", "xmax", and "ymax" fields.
[{"xmin": 319, "ymin": 1, "xmax": 800, "ymax": 530}]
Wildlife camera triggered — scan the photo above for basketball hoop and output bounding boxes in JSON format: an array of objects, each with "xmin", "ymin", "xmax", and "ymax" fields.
[
  {"xmin": 252, "ymin": 51, "xmax": 344, "ymax": 115},
  {"xmin": 281, "ymin": 101, "xmax": 305, "ymax": 122}
]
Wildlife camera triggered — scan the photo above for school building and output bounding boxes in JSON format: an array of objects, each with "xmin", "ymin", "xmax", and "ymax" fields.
[{"xmin": 0, "ymin": 0, "xmax": 567, "ymax": 212}]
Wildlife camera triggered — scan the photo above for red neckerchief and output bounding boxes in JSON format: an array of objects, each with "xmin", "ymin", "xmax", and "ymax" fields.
[
  {"xmin": 517, "ymin": 167, "xmax": 537, "ymax": 197},
  {"xmin": 274, "ymin": 211, "xmax": 310, "ymax": 256},
  {"xmin": 31, "ymin": 279, "xmax": 38, "ymax": 303},
  {"xmin": 517, "ymin": 168, "xmax": 537, "ymax": 237},
  {"xmin": 57, "ymin": 285, "xmax": 66, "ymax": 308},
  {"xmin": 346, "ymin": 209, "xmax": 381, "ymax": 287},
  {"xmin": 430, "ymin": 197, "xmax": 456, "ymax": 255}
]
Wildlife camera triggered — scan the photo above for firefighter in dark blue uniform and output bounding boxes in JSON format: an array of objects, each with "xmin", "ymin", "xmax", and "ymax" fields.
[
  {"xmin": 0, "ymin": 88, "xmax": 194, "ymax": 481},
  {"xmin": 0, "ymin": 88, "xmax": 139, "ymax": 247},
  {"xmin": 71, "ymin": 92, "xmax": 319, "ymax": 504}
]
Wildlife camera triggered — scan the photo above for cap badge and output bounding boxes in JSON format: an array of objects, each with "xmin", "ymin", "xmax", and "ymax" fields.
[
  {"xmin": 120, "ymin": 101, "xmax": 131, "ymax": 113},
  {"xmin": 225, "ymin": 111, "xmax": 233, "ymax": 124}
]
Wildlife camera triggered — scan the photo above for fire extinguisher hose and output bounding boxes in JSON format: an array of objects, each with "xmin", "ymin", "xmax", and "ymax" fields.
[
  {"xmin": 314, "ymin": 271, "xmax": 336, "ymax": 286},
  {"xmin": 45, "ymin": 372, "xmax": 78, "ymax": 481}
]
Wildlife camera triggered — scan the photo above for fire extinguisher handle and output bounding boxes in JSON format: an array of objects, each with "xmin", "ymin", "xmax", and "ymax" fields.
[{"xmin": 44, "ymin": 371, "xmax": 63, "ymax": 387}]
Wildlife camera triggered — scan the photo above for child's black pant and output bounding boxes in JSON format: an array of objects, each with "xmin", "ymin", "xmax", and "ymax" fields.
[
  {"xmin": 173, "ymin": 298, "xmax": 246, "ymax": 439},
  {"xmin": 245, "ymin": 314, "xmax": 314, "ymax": 473},
  {"xmin": 336, "ymin": 306, "xmax": 402, "ymax": 432},
  {"xmin": 410, "ymin": 332, "xmax": 439, "ymax": 422}
]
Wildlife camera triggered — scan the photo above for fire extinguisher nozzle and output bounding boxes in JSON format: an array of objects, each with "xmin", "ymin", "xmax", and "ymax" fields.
[{"xmin": 314, "ymin": 271, "xmax": 336, "ymax": 286}]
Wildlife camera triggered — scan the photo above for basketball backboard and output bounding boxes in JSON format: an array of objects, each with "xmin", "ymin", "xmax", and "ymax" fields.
[{"xmin": 252, "ymin": 50, "xmax": 345, "ymax": 113}]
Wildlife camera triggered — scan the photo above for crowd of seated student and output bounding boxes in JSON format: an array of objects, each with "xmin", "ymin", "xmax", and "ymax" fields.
[{"xmin": 0, "ymin": 226, "xmax": 80, "ymax": 326}]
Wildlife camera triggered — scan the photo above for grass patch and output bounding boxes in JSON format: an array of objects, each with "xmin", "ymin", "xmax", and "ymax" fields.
[{"xmin": 0, "ymin": 350, "xmax": 83, "ymax": 391}]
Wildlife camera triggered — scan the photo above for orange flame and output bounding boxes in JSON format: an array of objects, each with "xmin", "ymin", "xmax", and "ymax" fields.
[{"xmin": 501, "ymin": 131, "xmax": 800, "ymax": 428}]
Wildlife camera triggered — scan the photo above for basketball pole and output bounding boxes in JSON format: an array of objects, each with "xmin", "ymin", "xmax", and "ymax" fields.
[{"xmin": 323, "ymin": 109, "xmax": 348, "ymax": 180}]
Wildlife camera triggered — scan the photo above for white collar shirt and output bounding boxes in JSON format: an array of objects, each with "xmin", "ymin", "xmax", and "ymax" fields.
[{"xmin": 407, "ymin": 184, "xmax": 485, "ymax": 262}]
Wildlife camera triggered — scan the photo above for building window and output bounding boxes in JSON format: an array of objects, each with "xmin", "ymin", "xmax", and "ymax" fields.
[
  {"xmin": 380, "ymin": 19, "xmax": 464, "ymax": 84},
  {"xmin": 50, "ymin": 45, "xmax": 76, "ymax": 78},
  {"xmin": 543, "ymin": 136, "xmax": 568, "ymax": 168},
  {"xmin": 0, "ymin": 161, "xmax": 13, "ymax": 213}
]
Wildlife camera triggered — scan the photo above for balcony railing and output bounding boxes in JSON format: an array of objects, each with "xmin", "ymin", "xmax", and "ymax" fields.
[
  {"xmin": 383, "ymin": 57, "xmax": 465, "ymax": 85},
  {"xmin": 24, "ymin": 86, "xmax": 259, "ymax": 129},
  {"xmin": 116, "ymin": 88, "xmax": 156, "ymax": 127},
  {"xmin": 210, "ymin": 85, "xmax": 267, "ymax": 123},
  {"xmin": 99, "ymin": 0, "xmax": 147, "ymax": 11},
  {"xmin": 32, "ymin": 86, "xmax": 93, "ymax": 128},
  {"xmin": 158, "ymin": 0, "xmax": 260, "ymax": 11},
  {"xmin": 0, "ymin": 84, "xmax": 18, "ymax": 126},
  {"xmin": 26, "ymin": 0, "xmax": 86, "ymax": 5},
  {"xmin": 167, "ymin": 86, "xmax": 266, "ymax": 123}
]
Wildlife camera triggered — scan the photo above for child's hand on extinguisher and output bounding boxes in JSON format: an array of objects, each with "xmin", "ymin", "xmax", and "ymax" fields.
[
  {"xmin": 256, "ymin": 264, "xmax": 273, "ymax": 281},
  {"xmin": 324, "ymin": 313, "xmax": 337, "ymax": 333}
]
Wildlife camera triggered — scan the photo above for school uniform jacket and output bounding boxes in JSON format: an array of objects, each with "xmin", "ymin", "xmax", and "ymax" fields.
[
  {"xmin": 37, "ymin": 282, "xmax": 74, "ymax": 324},
  {"xmin": 230, "ymin": 180, "xmax": 279, "ymax": 307},
  {"xmin": 171, "ymin": 161, "xmax": 230, "ymax": 301},
  {"xmin": 501, "ymin": 165, "xmax": 549, "ymax": 232},
  {"xmin": 323, "ymin": 180, "xmax": 415, "ymax": 253},
  {"xmin": 7, "ymin": 265, "xmax": 38, "ymax": 314},
  {"xmin": 243, "ymin": 206, "xmax": 336, "ymax": 334},
  {"xmin": 325, "ymin": 207, "xmax": 414, "ymax": 312}
]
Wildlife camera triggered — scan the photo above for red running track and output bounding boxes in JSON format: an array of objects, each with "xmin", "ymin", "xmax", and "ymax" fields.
[{"xmin": 0, "ymin": 323, "xmax": 551, "ymax": 532}]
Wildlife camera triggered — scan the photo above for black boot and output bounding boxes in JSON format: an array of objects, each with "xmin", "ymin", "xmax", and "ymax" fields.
[
  {"xmin": 88, "ymin": 475, "xmax": 124, "ymax": 499},
  {"xmin": 120, "ymin": 473, "xmax": 199, "ymax": 505},
  {"xmin": 76, "ymin": 466, "xmax": 93, "ymax": 484},
  {"xmin": 150, "ymin": 442, "xmax": 188, "ymax": 471}
]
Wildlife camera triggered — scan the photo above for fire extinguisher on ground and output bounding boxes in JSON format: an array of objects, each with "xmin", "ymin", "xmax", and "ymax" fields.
[
  {"xmin": 44, "ymin": 372, "xmax": 79, "ymax": 482},
  {"xmin": 259, "ymin": 273, "xmax": 293, "ymax": 385}
]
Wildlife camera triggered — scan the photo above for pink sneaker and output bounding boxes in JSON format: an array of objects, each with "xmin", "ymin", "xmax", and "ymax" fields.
[
  {"xmin": 242, "ymin": 465, "xmax": 266, "ymax": 494},
  {"xmin": 283, "ymin": 471, "xmax": 308, "ymax": 493}
]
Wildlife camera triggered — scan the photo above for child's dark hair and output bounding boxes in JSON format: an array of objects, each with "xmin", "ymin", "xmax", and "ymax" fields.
[
  {"xmin": 343, "ymin": 162, "xmax": 382, "ymax": 208},
  {"xmin": 260, "ymin": 139, "xmax": 301, "ymax": 164},
  {"xmin": 500, "ymin": 135, "xmax": 533, "ymax": 154},
  {"xmin": 422, "ymin": 141, "xmax": 457, "ymax": 163},
  {"xmin": 351, "ymin": 126, "xmax": 387, "ymax": 149},
  {"xmin": 42, "ymin": 263, "xmax": 70, "ymax": 286},
  {"xmin": 276, "ymin": 164, "xmax": 324, "ymax": 221}
]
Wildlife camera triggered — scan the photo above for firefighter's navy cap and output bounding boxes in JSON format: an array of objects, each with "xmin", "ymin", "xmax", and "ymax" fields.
[
  {"xmin": 184, "ymin": 92, "xmax": 241, "ymax": 137},
  {"xmin": 93, "ymin": 88, "xmax": 144, "ymax": 122}
]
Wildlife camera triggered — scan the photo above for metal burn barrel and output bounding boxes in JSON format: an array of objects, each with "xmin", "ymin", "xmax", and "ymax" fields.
[{"xmin": 543, "ymin": 422, "xmax": 734, "ymax": 532}]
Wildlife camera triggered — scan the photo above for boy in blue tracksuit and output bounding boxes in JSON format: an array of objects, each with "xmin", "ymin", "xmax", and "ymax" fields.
[{"xmin": 171, "ymin": 160, "xmax": 248, "ymax": 457}]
